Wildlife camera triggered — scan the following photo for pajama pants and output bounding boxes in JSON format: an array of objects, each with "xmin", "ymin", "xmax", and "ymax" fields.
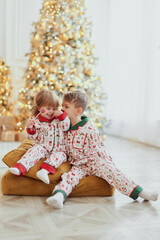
[
  {"xmin": 15, "ymin": 144, "xmax": 67, "ymax": 175},
  {"xmin": 53, "ymin": 157, "xmax": 143, "ymax": 200}
]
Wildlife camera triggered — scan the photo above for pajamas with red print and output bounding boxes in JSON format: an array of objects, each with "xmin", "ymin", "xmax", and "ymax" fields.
[
  {"xmin": 14, "ymin": 112, "xmax": 70, "ymax": 176},
  {"xmin": 52, "ymin": 116, "xmax": 143, "ymax": 201}
]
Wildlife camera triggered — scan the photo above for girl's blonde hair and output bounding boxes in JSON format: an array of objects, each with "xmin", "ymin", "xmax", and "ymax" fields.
[{"xmin": 32, "ymin": 89, "xmax": 59, "ymax": 117}]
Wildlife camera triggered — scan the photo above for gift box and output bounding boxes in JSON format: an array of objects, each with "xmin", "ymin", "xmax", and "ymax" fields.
[
  {"xmin": 15, "ymin": 131, "xmax": 26, "ymax": 142},
  {"xmin": 0, "ymin": 116, "xmax": 16, "ymax": 140},
  {"xmin": 1, "ymin": 130, "xmax": 17, "ymax": 142}
]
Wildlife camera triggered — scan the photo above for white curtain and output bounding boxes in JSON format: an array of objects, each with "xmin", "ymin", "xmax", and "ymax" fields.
[{"xmin": 87, "ymin": 0, "xmax": 160, "ymax": 147}]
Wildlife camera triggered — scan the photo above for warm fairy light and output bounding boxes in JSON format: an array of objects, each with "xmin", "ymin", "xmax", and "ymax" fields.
[
  {"xmin": 16, "ymin": 0, "xmax": 107, "ymax": 133},
  {"xmin": 34, "ymin": 34, "xmax": 40, "ymax": 40},
  {"xmin": 0, "ymin": 59, "xmax": 13, "ymax": 116}
]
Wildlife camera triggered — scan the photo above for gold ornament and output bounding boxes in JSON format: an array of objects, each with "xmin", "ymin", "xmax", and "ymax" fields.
[
  {"xmin": 97, "ymin": 122, "xmax": 102, "ymax": 128},
  {"xmin": 54, "ymin": 83, "xmax": 62, "ymax": 91},
  {"xmin": 49, "ymin": 75, "xmax": 56, "ymax": 83},
  {"xmin": 62, "ymin": 34, "xmax": 69, "ymax": 41},
  {"xmin": 85, "ymin": 68, "xmax": 92, "ymax": 76},
  {"xmin": 50, "ymin": 66, "xmax": 58, "ymax": 73},
  {"xmin": 102, "ymin": 135, "xmax": 106, "ymax": 141},
  {"xmin": 60, "ymin": 56, "xmax": 65, "ymax": 62},
  {"xmin": 79, "ymin": 30, "xmax": 84, "ymax": 37}
]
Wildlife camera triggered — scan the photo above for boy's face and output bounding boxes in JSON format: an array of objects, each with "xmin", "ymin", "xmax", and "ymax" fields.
[{"xmin": 62, "ymin": 100, "xmax": 79, "ymax": 120}]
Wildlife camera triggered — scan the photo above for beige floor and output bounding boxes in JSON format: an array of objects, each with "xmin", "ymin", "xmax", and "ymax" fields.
[{"xmin": 0, "ymin": 136, "xmax": 160, "ymax": 240}]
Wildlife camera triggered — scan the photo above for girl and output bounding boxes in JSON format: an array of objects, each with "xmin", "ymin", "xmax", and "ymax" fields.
[{"xmin": 10, "ymin": 89, "xmax": 70, "ymax": 184}]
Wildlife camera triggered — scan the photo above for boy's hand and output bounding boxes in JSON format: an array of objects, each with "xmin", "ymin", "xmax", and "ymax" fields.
[
  {"xmin": 26, "ymin": 119, "xmax": 36, "ymax": 130},
  {"xmin": 54, "ymin": 110, "xmax": 63, "ymax": 117}
]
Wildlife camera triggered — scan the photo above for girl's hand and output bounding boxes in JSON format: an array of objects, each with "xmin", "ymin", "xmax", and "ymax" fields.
[
  {"xmin": 26, "ymin": 119, "xmax": 35, "ymax": 130},
  {"xmin": 54, "ymin": 110, "xmax": 63, "ymax": 117}
]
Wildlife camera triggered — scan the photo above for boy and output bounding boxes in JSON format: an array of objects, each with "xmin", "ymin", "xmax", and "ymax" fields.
[{"xmin": 46, "ymin": 90, "xmax": 158, "ymax": 208}]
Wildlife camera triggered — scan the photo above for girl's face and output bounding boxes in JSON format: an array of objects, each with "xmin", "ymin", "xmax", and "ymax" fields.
[{"xmin": 39, "ymin": 106, "xmax": 57, "ymax": 120}]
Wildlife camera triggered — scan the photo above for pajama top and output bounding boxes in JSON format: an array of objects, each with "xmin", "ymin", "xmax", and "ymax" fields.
[
  {"xmin": 66, "ymin": 116, "xmax": 111, "ymax": 165},
  {"xmin": 26, "ymin": 111, "xmax": 70, "ymax": 153},
  {"xmin": 13, "ymin": 112, "xmax": 70, "ymax": 176}
]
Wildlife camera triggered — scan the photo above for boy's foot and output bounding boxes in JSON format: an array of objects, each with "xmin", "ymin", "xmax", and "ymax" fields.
[
  {"xmin": 9, "ymin": 167, "xmax": 21, "ymax": 176},
  {"xmin": 46, "ymin": 192, "xmax": 64, "ymax": 209},
  {"xmin": 139, "ymin": 190, "xmax": 158, "ymax": 201},
  {"xmin": 36, "ymin": 169, "xmax": 50, "ymax": 184}
]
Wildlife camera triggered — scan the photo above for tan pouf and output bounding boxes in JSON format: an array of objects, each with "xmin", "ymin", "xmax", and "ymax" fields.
[{"xmin": 1, "ymin": 139, "xmax": 115, "ymax": 197}]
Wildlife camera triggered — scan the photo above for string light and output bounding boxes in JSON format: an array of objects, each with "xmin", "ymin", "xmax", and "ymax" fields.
[
  {"xmin": 0, "ymin": 59, "xmax": 13, "ymax": 116},
  {"xmin": 16, "ymin": 0, "xmax": 108, "ymax": 134}
]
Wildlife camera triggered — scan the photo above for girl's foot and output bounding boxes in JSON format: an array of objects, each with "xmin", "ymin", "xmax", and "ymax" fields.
[
  {"xmin": 36, "ymin": 169, "xmax": 50, "ymax": 184},
  {"xmin": 9, "ymin": 167, "xmax": 21, "ymax": 176}
]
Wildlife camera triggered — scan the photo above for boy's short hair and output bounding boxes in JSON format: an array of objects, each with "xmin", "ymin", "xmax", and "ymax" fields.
[{"xmin": 63, "ymin": 90, "xmax": 89, "ymax": 112}]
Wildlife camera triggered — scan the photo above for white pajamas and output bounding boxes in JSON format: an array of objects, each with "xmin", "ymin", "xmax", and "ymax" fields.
[
  {"xmin": 53, "ymin": 116, "xmax": 143, "ymax": 200},
  {"xmin": 14, "ymin": 112, "xmax": 70, "ymax": 176}
]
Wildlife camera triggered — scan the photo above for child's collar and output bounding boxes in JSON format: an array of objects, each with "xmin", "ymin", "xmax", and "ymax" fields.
[
  {"xmin": 37, "ymin": 115, "xmax": 56, "ymax": 123},
  {"xmin": 69, "ymin": 116, "xmax": 88, "ymax": 130}
]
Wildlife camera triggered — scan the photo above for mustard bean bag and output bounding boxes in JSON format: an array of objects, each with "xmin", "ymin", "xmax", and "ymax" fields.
[{"xmin": 1, "ymin": 139, "xmax": 115, "ymax": 197}]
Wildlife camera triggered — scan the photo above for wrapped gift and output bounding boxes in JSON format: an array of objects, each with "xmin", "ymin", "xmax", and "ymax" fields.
[
  {"xmin": 0, "ymin": 116, "xmax": 16, "ymax": 139},
  {"xmin": 15, "ymin": 131, "xmax": 26, "ymax": 142},
  {"xmin": 1, "ymin": 131, "xmax": 17, "ymax": 142}
]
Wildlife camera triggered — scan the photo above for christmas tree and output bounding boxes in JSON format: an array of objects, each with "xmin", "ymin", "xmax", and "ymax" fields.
[
  {"xmin": 0, "ymin": 59, "xmax": 13, "ymax": 116},
  {"xmin": 17, "ymin": 0, "xmax": 107, "ymax": 135}
]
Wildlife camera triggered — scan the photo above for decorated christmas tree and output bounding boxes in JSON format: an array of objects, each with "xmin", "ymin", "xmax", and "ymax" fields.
[
  {"xmin": 0, "ymin": 59, "xmax": 13, "ymax": 116},
  {"xmin": 16, "ymin": 0, "xmax": 107, "ymax": 135}
]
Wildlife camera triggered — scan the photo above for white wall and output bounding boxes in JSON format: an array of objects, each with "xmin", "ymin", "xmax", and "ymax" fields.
[
  {"xmin": 0, "ymin": 0, "xmax": 42, "ymax": 100},
  {"xmin": 0, "ymin": 0, "xmax": 6, "ymax": 58}
]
